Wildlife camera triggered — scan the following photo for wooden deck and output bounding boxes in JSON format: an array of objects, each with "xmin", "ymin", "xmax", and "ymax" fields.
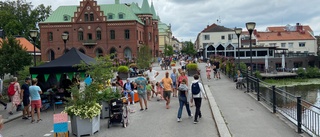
[{"xmin": 260, "ymin": 72, "xmax": 298, "ymax": 78}]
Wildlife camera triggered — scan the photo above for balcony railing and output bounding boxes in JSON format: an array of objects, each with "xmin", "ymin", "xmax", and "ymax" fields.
[{"xmin": 82, "ymin": 40, "xmax": 97, "ymax": 46}]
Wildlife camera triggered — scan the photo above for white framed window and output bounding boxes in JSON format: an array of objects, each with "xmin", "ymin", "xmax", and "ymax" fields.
[
  {"xmin": 288, "ymin": 42, "xmax": 293, "ymax": 48},
  {"xmin": 221, "ymin": 35, "xmax": 225, "ymax": 40},
  {"xmin": 299, "ymin": 42, "xmax": 305, "ymax": 47},
  {"xmin": 204, "ymin": 35, "xmax": 210, "ymax": 40},
  {"xmin": 269, "ymin": 43, "xmax": 276, "ymax": 46},
  {"xmin": 281, "ymin": 43, "xmax": 286, "ymax": 47}
]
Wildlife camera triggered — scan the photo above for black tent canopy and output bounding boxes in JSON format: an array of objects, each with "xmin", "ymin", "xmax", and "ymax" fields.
[{"xmin": 30, "ymin": 48, "xmax": 96, "ymax": 74}]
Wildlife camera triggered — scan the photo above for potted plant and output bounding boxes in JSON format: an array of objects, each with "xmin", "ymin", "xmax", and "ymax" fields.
[
  {"xmin": 117, "ymin": 65, "xmax": 129, "ymax": 79},
  {"xmin": 64, "ymin": 56, "xmax": 115, "ymax": 137},
  {"xmin": 98, "ymin": 87, "xmax": 122, "ymax": 119},
  {"xmin": 186, "ymin": 63, "xmax": 199, "ymax": 76}
]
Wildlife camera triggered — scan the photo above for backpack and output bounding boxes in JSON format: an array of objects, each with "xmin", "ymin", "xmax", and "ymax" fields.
[
  {"xmin": 8, "ymin": 82, "xmax": 16, "ymax": 96},
  {"xmin": 191, "ymin": 82, "xmax": 200, "ymax": 95}
]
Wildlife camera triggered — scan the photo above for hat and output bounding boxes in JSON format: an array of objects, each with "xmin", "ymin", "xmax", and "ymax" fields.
[{"xmin": 25, "ymin": 77, "xmax": 31, "ymax": 81}]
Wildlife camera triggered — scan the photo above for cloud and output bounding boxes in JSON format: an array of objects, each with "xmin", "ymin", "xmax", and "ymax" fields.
[{"xmin": 28, "ymin": 0, "xmax": 320, "ymax": 42}]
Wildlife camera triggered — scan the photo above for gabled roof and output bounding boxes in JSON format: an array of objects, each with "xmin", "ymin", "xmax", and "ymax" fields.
[
  {"xmin": 201, "ymin": 23, "xmax": 233, "ymax": 32},
  {"xmin": 158, "ymin": 21, "xmax": 170, "ymax": 33},
  {"xmin": 140, "ymin": 0, "xmax": 152, "ymax": 14},
  {"xmin": 256, "ymin": 31, "xmax": 315, "ymax": 41},
  {"xmin": 0, "ymin": 37, "xmax": 40, "ymax": 52},
  {"xmin": 43, "ymin": 4, "xmax": 144, "ymax": 24},
  {"xmin": 29, "ymin": 47, "xmax": 96, "ymax": 74}
]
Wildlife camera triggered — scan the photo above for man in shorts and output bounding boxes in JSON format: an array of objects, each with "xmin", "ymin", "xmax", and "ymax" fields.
[
  {"xmin": 161, "ymin": 72, "xmax": 173, "ymax": 109},
  {"xmin": 135, "ymin": 74, "xmax": 148, "ymax": 111},
  {"xmin": 21, "ymin": 77, "xmax": 31, "ymax": 119},
  {"xmin": 145, "ymin": 66, "xmax": 159, "ymax": 86}
]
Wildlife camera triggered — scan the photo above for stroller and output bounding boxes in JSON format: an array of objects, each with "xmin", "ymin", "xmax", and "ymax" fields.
[
  {"xmin": 236, "ymin": 77, "xmax": 246, "ymax": 89},
  {"xmin": 107, "ymin": 98, "xmax": 129, "ymax": 128}
]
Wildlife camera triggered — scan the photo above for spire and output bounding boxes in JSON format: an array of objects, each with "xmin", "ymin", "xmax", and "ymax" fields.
[
  {"xmin": 150, "ymin": 1, "xmax": 158, "ymax": 20},
  {"xmin": 141, "ymin": 0, "xmax": 152, "ymax": 14}
]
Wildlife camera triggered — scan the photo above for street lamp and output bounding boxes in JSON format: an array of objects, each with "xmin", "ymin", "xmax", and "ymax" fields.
[
  {"xmin": 29, "ymin": 30, "xmax": 38, "ymax": 67},
  {"xmin": 234, "ymin": 27, "xmax": 242, "ymax": 70},
  {"xmin": 61, "ymin": 33, "xmax": 69, "ymax": 53},
  {"xmin": 246, "ymin": 22, "xmax": 256, "ymax": 76}
]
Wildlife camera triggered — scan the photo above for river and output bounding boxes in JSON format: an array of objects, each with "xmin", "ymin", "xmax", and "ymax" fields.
[{"xmin": 279, "ymin": 84, "xmax": 320, "ymax": 107}]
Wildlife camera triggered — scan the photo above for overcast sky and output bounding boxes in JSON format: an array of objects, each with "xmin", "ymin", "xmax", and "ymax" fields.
[{"xmin": 29, "ymin": 0, "xmax": 320, "ymax": 41}]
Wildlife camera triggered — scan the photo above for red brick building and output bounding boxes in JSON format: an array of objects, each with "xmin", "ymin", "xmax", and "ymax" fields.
[{"xmin": 39, "ymin": 0, "xmax": 159, "ymax": 61}]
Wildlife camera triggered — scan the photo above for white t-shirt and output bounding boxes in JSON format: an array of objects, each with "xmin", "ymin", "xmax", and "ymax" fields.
[
  {"xmin": 145, "ymin": 70, "xmax": 157, "ymax": 81},
  {"xmin": 206, "ymin": 63, "xmax": 211, "ymax": 67},
  {"xmin": 180, "ymin": 60, "xmax": 186, "ymax": 66}
]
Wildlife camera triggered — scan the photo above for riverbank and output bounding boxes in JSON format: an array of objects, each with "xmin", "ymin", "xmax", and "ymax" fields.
[{"xmin": 263, "ymin": 78, "xmax": 320, "ymax": 87}]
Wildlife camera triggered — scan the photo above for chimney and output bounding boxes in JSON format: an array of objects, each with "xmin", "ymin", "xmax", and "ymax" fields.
[
  {"xmin": 253, "ymin": 29, "xmax": 257, "ymax": 35},
  {"xmin": 207, "ymin": 25, "xmax": 209, "ymax": 28},
  {"xmin": 277, "ymin": 32, "xmax": 281, "ymax": 36},
  {"xmin": 115, "ymin": 0, "xmax": 120, "ymax": 4},
  {"xmin": 296, "ymin": 23, "xmax": 303, "ymax": 32}
]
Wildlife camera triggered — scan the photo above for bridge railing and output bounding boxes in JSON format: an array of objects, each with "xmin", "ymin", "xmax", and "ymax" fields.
[{"xmin": 235, "ymin": 71, "xmax": 320, "ymax": 136}]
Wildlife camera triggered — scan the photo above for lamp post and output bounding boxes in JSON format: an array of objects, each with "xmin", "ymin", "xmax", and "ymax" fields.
[
  {"xmin": 234, "ymin": 27, "xmax": 242, "ymax": 70},
  {"xmin": 29, "ymin": 30, "xmax": 38, "ymax": 67},
  {"xmin": 61, "ymin": 33, "xmax": 69, "ymax": 54},
  {"xmin": 246, "ymin": 22, "xmax": 256, "ymax": 76}
]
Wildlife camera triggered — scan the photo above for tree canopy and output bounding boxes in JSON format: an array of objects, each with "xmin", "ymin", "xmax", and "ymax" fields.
[
  {"xmin": 181, "ymin": 41, "xmax": 197, "ymax": 55},
  {"xmin": 164, "ymin": 44, "xmax": 174, "ymax": 56},
  {"xmin": 136, "ymin": 45, "xmax": 152, "ymax": 69},
  {"xmin": 0, "ymin": 36, "xmax": 32, "ymax": 76},
  {"xmin": 0, "ymin": 0, "xmax": 52, "ymax": 48}
]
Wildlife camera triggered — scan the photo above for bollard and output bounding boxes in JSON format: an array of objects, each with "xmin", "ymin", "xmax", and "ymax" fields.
[
  {"xmin": 296, "ymin": 96, "xmax": 302, "ymax": 133},
  {"xmin": 246, "ymin": 72, "xmax": 249, "ymax": 93},
  {"xmin": 256, "ymin": 78, "xmax": 260, "ymax": 101},
  {"xmin": 272, "ymin": 85, "xmax": 276, "ymax": 113}
]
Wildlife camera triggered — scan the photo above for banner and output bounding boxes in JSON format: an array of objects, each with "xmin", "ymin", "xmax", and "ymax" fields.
[
  {"xmin": 56, "ymin": 73, "xmax": 62, "ymax": 82},
  {"xmin": 80, "ymin": 72, "xmax": 86, "ymax": 79},
  {"xmin": 44, "ymin": 74, "xmax": 50, "ymax": 82},
  {"xmin": 31, "ymin": 74, "xmax": 38, "ymax": 79},
  {"xmin": 68, "ymin": 73, "xmax": 74, "ymax": 80}
]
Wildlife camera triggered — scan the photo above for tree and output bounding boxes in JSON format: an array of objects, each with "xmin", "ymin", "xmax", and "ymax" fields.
[
  {"xmin": 137, "ymin": 45, "xmax": 152, "ymax": 69},
  {"xmin": 164, "ymin": 44, "xmax": 174, "ymax": 56},
  {"xmin": 0, "ymin": 36, "xmax": 32, "ymax": 76},
  {"xmin": 0, "ymin": 0, "xmax": 52, "ymax": 49},
  {"xmin": 181, "ymin": 41, "xmax": 197, "ymax": 55}
]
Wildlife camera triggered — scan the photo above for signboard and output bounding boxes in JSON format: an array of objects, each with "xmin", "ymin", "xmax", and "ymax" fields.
[{"xmin": 53, "ymin": 113, "xmax": 68, "ymax": 134}]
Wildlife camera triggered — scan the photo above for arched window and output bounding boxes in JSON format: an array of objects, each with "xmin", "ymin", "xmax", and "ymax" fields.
[
  {"xmin": 118, "ymin": 13, "xmax": 125, "ymax": 19},
  {"xmin": 48, "ymin": 32, "xmax": 53, "ymax": 41},
  {"xmin": 95, "ymin": 48, "xmax": 103, "ymax": 57},
  {"xmin": 78, "ymin": 28, "xmax": 83, "ymax": 41},
  {"xmin": 207, "ymin": 45, "xmax": 215, "ymax": 51},
  {"xmin": 96, "ymin": 27, "xmax": 101, "ymax": 40},
  {"xmin": 110, "ymin": 47, "xmax": 116, "ymax": 59},
  {"xmin": 107, "ymin": 13, "xmax": 114, "ymax": 19}
]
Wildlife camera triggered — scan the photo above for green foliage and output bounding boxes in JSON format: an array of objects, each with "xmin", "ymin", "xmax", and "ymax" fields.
[
  {"xmin": 137, "ymin": 45, "xmax": 152, "ymax": 69},
  {"xmin": 186, "ymin": 63, "xmax": 198, "ymax": 70},
  {"xmin": 0, "ymin": 36, "xmax": 32, "ymax": 76},
  {"xmin": 254, "ymin": 71, "xmax": 262, "ymax": 79},
  {"xmin": 0, "ymin": 1, "xmax": 51, "ymax": 42},
  {"xmin": 164, "ymin": 44, "xmax": 174, "ymax": 56},
  {"xmin": 306, "ymin": 67, "xmax": 320, "ymax": 78},
  {"xmin": 181, "ymin": 41, "xmax": 196, "ymax": 55},
  {"xmin": 296, "ymin": 68, "xmax": 306, "ymax": 78},
  {"xmin": 239, "ymin": 62, "xmax": 247, "ymax": 72},
  {"xmin": 17, "ymin": 61, "xmax": 45, "ymax": 80},
  {"xmin": 65, "ymin": 56, "xmax": 116, "ymax": 118},
  {"xmin": 117, "ymin": 65, "xmax": 129, "ymax": 73},
  {"xmin": 98, "ymin": 87, "xmax": 122, "ymax": 102}
]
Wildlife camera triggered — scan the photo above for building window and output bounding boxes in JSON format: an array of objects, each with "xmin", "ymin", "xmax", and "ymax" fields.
[
  {"xmin": 281, "ymin": 43, "xmax": 286, "ymax": 47},
  {"xmin": 149, "ymin": 32, "xmax": 151, "ymax": 41},
  {"xmin": 89, "ymin": 13, "xmax": 94, "ymax": 21},
  {"xmin": 204, "ymin": 35, "xmax": 210, "ymax": 40},
  {"xmin": 48, "ymin": 32, "xmax": 53, "ymax": 41},
  {"xmin": 125, "ymin": 29, "xmax": 130, "ymax": 39},
  {"xmin": 140, "ymin": 31, "xmax": 142, "ymax": 40},
  {"xmin": 96, "ymin": 30, "xmax": 101, "ymax": 40},
  {"xmin": 84, "ymin": 13, "xmax": 89, "ymax": 21},
  {"xmin": 87, "ymin": 33, "xmax": 92, "ymax": 40},
  {"xmin": 228, "ymin": 34, "xmax": 234, "ymax": 40},
  {"xmin": 63, "ymin": 15, "xmax": 69, "ymax": 21},
  {"xmin": 119, "ymin": 13, "xmax": 124, "ymax": 19},
  {"xmin": 299, "ymin": 42, "xmax": 305, "ymax": 47},
  {"xmin": 108, "ymin": 14, "xmax": 113, "ymax": 19},
  {"xmin": 269, "ymin": 43, "xmax": 276, "ymax": 46},
  {"xmin": 288, "ymin": 42, "xmax": 293, "ymax": 48},
  {"xmin": 110, "ymin": 30, "xmax": 115, "ymax": 39},
  {"xmin": 78, "ymin": 31, "xmax": 83, "ymax": 40},
  {"xmin": 221, "ymin": 35, "xmax": 225, "ymax": 40},
  {"xmin": 136, "ymin": 30, "xmax": 138, "ymax": 40},
  {"xmin": 95, "ymin": 48, "xmax": 103, "ymax": 57}
]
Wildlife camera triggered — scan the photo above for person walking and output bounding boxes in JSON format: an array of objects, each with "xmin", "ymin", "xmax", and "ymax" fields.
[
  {"xmin": 145, "ymin": 66, "xmax": 159, "ymax": 87},
  {"xmin": 213, "ymin": 59, "xmax": 221, "ymax": 79},
  {"xmin": 161, "ymin": 72, "xmax": 173, "ymax": 109},
  {"xmin": 123, "ymin": 79, "xmax": 135, "ymax": 105},
  {"xmin": 206, "ymin": 60, "xmax": 212, "ymax": 81},
  {"xmin": 178, "ymin": 71, "xmax": 193, "ymax": 107},
  {"xmin": 21, "ymin": 77, "xmax": 31, "ymax": 119},
  {"xmin": 170, "ymin": 68, "xmax": 178, "ymax": 97},
  {"xmin": 135, "ymin": 74, "xmax": 148, "ymax": 111},
  {"xmin": 8, "ymin": 77, "xmax": 21, "ymax": 115},
  {"xmin": 29, "ymin": 78, "xmax": 42, "ymax": 123},
  {"xmin": 190, "ymin": 74, "xmax": 207, "ymax": 124},
  {"xmin": 177, "ymin": 79, "xmax": 193, "ymax": 122}
]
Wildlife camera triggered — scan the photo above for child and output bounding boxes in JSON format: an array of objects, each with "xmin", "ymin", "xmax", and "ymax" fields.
[
  {"xmin": 206, "ymin": 66, "xmax": 211, "ymax": 81},
  {"xmin": 155, "ymin": 82, "xmax": 164, "ymax": 101},
  {"xmin": 146, "ymin": 81, "xmax": 154, "ymax": 101},
  {"xmin": 213, "ymin": 65, "xmax": 218, "ymax": 80}
]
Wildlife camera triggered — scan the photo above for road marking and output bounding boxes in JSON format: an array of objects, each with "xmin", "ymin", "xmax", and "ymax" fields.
[{"xmin": 44, "ymin": 133, "xmax": 51, "ymax": 136}]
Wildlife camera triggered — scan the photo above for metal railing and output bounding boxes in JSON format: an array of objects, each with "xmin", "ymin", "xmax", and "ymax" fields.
[{"xmin": 235, "ymin": 71, "xmax": 320, "ymax": 136}]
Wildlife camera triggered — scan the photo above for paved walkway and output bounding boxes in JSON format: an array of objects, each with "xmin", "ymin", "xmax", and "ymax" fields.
[{"xmin": 197, "ymin": 63, "xmax": 302, "ymax": 137}]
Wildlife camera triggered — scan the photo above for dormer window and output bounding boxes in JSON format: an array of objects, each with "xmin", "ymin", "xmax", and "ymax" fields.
[
  {"xmin": 63, "ymin": 15, "xmax": 70, "ymax": 21},
  {"xmin": 118, "ymin": 13, "xmax": 124, "ymax": 19},
  {"xmin": 108, "ymin": 14, "xmax": 114, "ymax": 19}
]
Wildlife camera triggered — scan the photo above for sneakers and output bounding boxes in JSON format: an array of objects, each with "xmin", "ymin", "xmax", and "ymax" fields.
[
  {"xmin": 199, "ymin": 115, "xmax": 202, "ymax": 119},
  {"xmin": 193, "ymin": 120, "xmax": 199, "ymax": 124},
  {"xmin": 189, "ymin": 114, "xmax": 194, "ymax": 118},
  {"xmin": 4, "ymin": 104, "xmax": 7, "ymax": 110},
  {"xmin": 22, "ymin": 117, "xmax": 29, "ymax": 120},
  {"xmin": 177, "ymin": 118, "xmax": 181, "ymax": 122},
  {"xmin": 8, "ymin": 111, "xmax": 13, "ymax": 115}
]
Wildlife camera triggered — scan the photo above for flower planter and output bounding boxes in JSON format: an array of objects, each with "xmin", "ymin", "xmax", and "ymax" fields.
[
  {"xmin": 188, "ymin": 69, "xmax": 198, "ymax": 76},
  {"xmin": 100, "ymin": 101, "xmax": 110, "ymax": 119},
  {"xmin": 118, "ymin": 72, "xmax": 129, "ymax": 79},
  {"xmin": 71, "ymin": 115, "xmax": 100, "ymax": 137}
]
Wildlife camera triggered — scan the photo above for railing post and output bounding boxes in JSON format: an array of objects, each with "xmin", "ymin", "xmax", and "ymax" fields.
[
  {"xmin": 272, "ymin": 85, "xmax": 276, "ymax": 113},
  {"xmin": 256, "ymin": 78, "xmax": 260, "ymax": 101},
  {"xmin": 246, "ymin": 70, "xmax": 249, "ymax": 93},
  {"xmin": 296, "ymin": 96, "xmax": 302, "ymax": 133}
]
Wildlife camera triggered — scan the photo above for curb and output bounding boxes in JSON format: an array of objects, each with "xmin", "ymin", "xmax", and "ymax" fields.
[
  {"xmin": 3, "ymin": 113, "xmax": 23, "ymax": 124},
  {"xmin": 204, "ymin": 85, "xmax": 232, "ymax": 137}
]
